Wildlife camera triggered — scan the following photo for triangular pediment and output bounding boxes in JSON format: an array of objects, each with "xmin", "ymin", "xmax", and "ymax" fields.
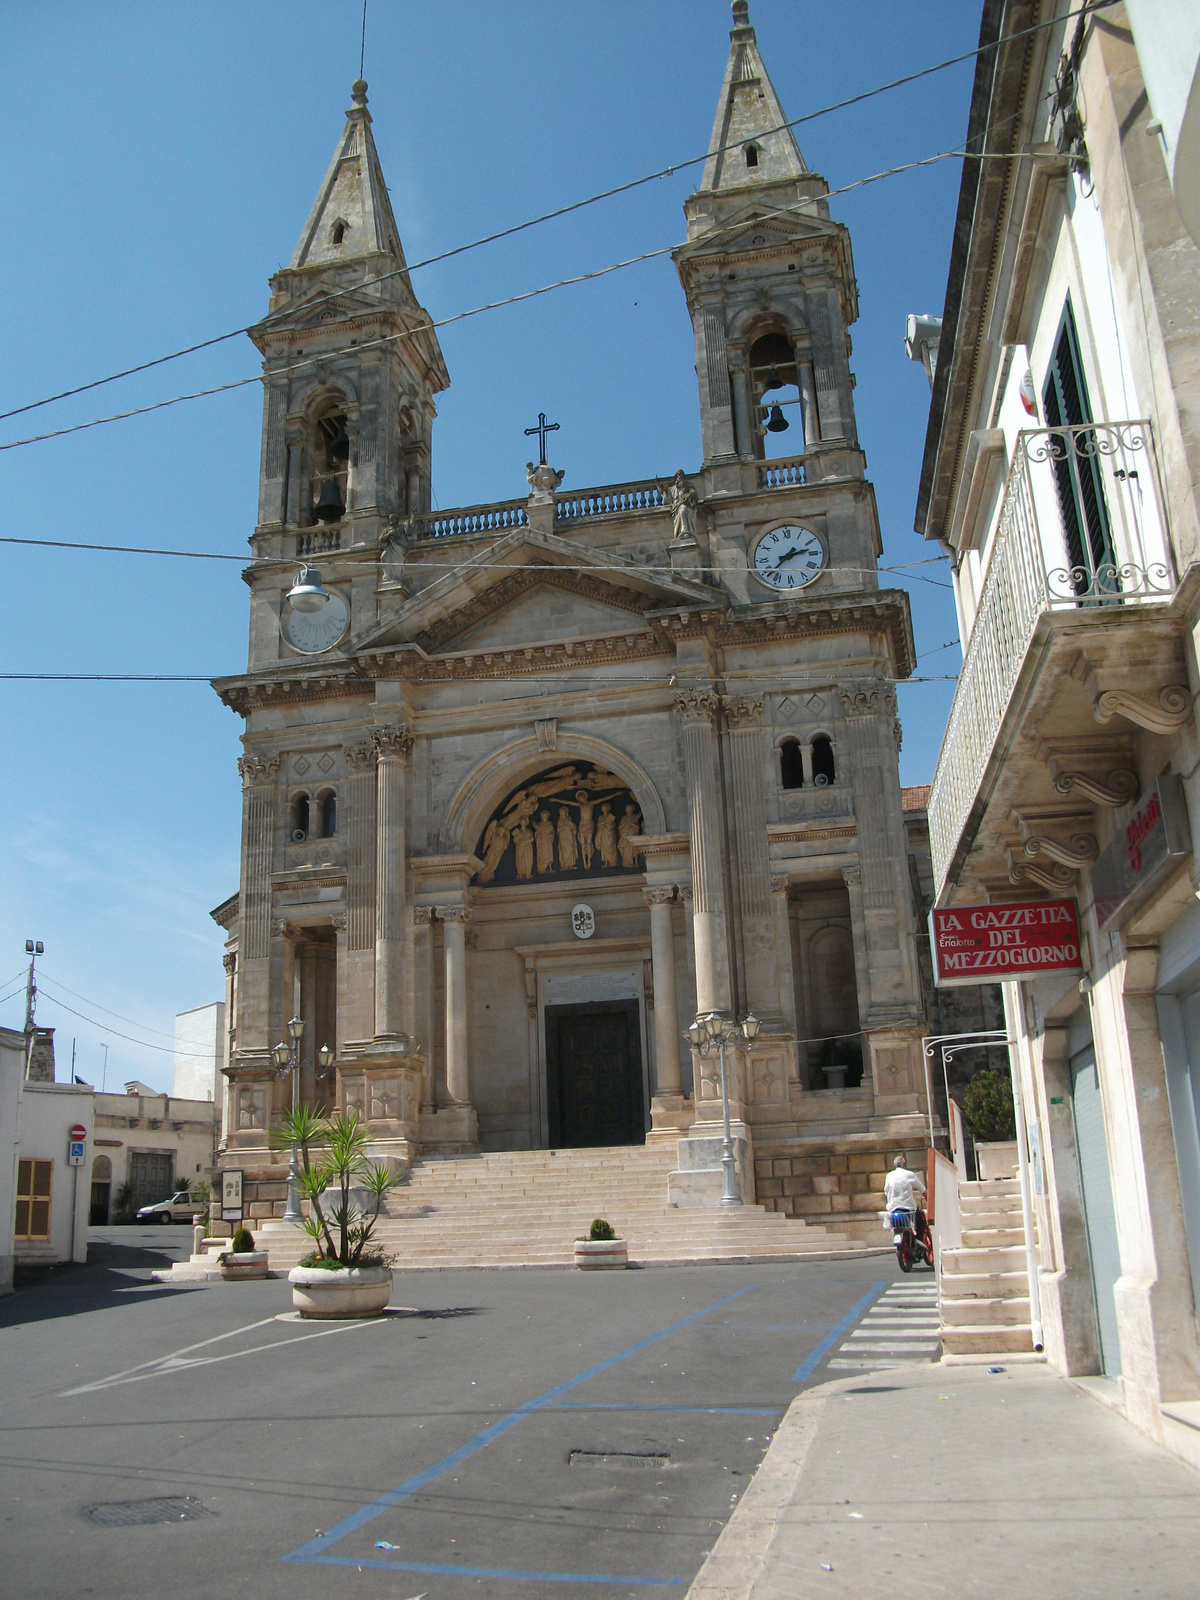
[
  {"xmin": 448, "ymin": 584, "xmax": 651, "ymax": 651},
  {"xmin": 353, "ymin": 525, "xmax": 721, "ymax": 658}
]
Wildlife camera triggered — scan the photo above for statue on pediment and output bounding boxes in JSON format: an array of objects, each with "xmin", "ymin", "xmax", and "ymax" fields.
[{"xmin": 668, "ymin": 469, "xmax": 698, "ymax": 543}]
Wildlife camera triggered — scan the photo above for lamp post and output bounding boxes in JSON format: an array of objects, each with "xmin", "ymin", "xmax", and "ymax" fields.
[
  {"xmin": 686, "ymin": 1010, "xmax": 761, "ymax": 1207},
  {"xmin": 272, "ymin": 1018, "xmax": 335, "ymax": 1224}
]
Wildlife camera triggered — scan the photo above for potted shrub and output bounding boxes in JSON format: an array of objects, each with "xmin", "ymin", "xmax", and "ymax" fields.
[
  {"xmin": 277, "ymin": 1106, "xmax": 399, "ymax": 1318},
  {"xmin": 963, "ymin": 1067, "xmax": 1019, "ymax": 1179},
  {"xmin": 218, "ymin": 1226, "xmax": 269, "ymax": 1280},
  {"xmin": 574, "ymin": 1217, "xmax": 628, "ymax": 1271}
]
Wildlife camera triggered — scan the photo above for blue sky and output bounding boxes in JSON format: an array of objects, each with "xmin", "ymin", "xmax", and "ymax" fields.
[{"xmin": 0, "ymin": 1, "xmax": 976, "ymax": 1089}]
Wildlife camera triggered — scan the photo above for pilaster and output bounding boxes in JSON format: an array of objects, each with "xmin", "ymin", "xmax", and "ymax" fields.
[
  {"xmin": 674, "ymin": 687, "xmax": 731, "ymax": 1013},
  {"xmin": 373, "ymin": 722, "xmax": 414, "ymax": 1041}
]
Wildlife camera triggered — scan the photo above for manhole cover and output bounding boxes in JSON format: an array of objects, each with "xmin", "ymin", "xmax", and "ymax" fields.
[
  {"xmin": 83, "ymin": 1496, "xmax": 216, "ymax": 1527},
  {"xmin": 569, "ymin": 1451, "xmax": 670, "ymax": 1470}
]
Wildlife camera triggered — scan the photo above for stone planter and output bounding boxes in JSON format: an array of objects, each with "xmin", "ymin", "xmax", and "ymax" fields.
[
  {"xmin": 975, "ymin": 1140, "xmax": 1020, "ymax": 1180},
  {"xmin": 288, "ymin": 1263, "xmax": 393, "ymax": 1318},
  {"xmin": 218, "ymin": 1250, "xmax": 269, "ymax": 1281},
  {"xmin": 574, "ymin": 1238, "xmax": 628, "ymax": 1271}
]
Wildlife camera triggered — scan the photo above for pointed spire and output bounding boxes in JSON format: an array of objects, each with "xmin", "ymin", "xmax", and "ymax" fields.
[
  {"xmin": 289, "ymin": 80, "xmax": 407, "ymax": 270},
  {"xmin": 698, "ymin": 1, "xmax": 807, "ymax": 196}
]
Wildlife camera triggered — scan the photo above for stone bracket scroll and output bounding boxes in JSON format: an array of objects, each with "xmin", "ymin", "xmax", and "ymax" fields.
[{"xmin": 1093, "ymin": 685, "xmax": 1192, "ymax": 735}]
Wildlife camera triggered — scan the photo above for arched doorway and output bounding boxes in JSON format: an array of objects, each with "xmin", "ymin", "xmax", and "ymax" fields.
[{"xmin": 90, "ymin": 1154, "xmax": 112, "ymax": 1226}]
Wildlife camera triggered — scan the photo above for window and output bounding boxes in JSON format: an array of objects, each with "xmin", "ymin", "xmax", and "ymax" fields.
[
  {"xmin": 290, "ymin": 793, "xmax": 310, "ymax": 840},
  {"xmin": 331, "ymin": 220, "xmax": 347, "ymax": 245},
  {"xmin": 1042, "ymin": 300, "xmax": 1116, "ymax": 594},
  {"xmin": 319, "ymin": 790, "xmax": 337, "ymax": 838},
  {"xmin": 745, "ymin": 143, "xmax": 760, "ymax": 168},
  {"xmin": 812, "ymin": 736, "xmax": 835, "ymax": 786},
  {"xmin": 780, "ymin": 739, "xmax": 804, "ymax": 789},
  {"xmin": 15, "ymin": 1159, "xmax": 51, "ymax": 1240}
]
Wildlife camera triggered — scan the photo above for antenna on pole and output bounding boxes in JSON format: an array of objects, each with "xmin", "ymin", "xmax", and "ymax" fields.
[{"xmin": 359, "ymin": 0, "xmax": 368, "ymax": 80}]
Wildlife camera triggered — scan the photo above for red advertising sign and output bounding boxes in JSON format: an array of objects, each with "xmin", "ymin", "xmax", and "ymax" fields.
[{"xmin": 930, "ymin": 898, "xmax": 1083, "ymax": 987}]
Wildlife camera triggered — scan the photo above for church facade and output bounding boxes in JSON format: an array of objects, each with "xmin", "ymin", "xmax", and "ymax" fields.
[{"xmin": 212, "ymin": 4, "xmax": 935, "ymax": 1218}]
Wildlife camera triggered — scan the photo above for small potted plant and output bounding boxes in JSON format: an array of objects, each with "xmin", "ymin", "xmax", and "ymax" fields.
[
  {"xmin": 218, "ymin": 1226, "xmax": 269, "ymax": 1280},
  {"xmin": 278, "ymin": 1106, "xmax": 399, "ymax": 1318},
  {"xmin": 963, "ymin": 1067, "xmax": 1019, "ymax": 1179},
  {"xmin": 574, "ymin": 1217, "xmax": 628, "ymax": 1270}
]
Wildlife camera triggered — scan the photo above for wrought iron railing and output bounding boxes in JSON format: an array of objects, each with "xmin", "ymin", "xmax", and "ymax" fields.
[{"xmin": 928, "ymin": 420, "xmax": 1174, "ymax": 892}]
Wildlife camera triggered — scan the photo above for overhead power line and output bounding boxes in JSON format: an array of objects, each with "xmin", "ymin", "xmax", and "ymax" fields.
[
  {"xmin": 0, "ymin": 0, "xmax": 1119, "ymax": 430},
  {"xmin": 0, "ymin": 671, "xmax": 959, "ymax": 684}
]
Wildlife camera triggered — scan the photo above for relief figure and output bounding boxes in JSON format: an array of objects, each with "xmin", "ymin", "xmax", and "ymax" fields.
[
  {"xmin": 534, "ymin": 810, "xmax": 555, "ymax": 873},
  {"xmin": 595, "ymin": 803, "xmax": 618, "ymax": 868},
  {"xmin": 513, "ymin": 819, "xmax": 534, "ymax": 880},
  {"xmin": 556, "ymin": 806, "xmax": 579, "ymax": 872},
  {"xmin": 575, "ymin": 791, "xmax": 596, "ymax": 869},
  {"xmin": 478, "ymin": 818, "xmax": 512, "ymax": 884},
  {"xmin": 618, "ymin": 803, "xmax": 644, "ymax": 867}
]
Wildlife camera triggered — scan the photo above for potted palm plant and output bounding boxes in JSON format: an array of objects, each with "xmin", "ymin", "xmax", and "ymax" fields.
[{"xmin": 276, "ymin": 1106, "xmax": 400, "ymax": 1318}]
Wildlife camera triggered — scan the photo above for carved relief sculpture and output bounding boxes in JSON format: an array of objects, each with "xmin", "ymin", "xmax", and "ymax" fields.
[{"xmin": 472, "ymin": 763, "xmax": 644, "ymax": 884}]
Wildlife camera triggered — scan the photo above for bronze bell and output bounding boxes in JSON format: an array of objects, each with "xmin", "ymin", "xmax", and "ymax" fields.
[
  {"xmin": 762, "ymin": 366, "xmax": 784, "ymax": 393},
  {"xmin": 313, "ymin": 478, "xmax": 345, "ymax": 523},
  {"xmin": 328, "ymin": 421, "xmax": 351, "ymax": 464},
  {"xmin": 766, "ymin": 404, "xmax": 790, "ymax": 433}
]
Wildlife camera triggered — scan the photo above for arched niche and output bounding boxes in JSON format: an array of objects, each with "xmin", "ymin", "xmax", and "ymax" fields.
[{"xmin": 442, "ymin": 734, "xmax": 667, "ymax": 857}]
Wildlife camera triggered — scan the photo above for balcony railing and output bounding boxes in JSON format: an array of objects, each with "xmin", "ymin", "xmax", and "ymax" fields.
[
  {"xmin": 928, "ymin": 420, "xmax": 1174, "ymax": 892},
  {"xmin": 296, "ymin": 526, "xmax": 341, "ymax": 557},
  {"xmin": 417, "ymin": 499, "xmax": 530, "ymax": 540},
  {"xmin": 757, "ymin": 454, "xmax": 807, "ymax": 488},
  {"xmin": 554, "ymin": 479, "xmax": 666, "ymax": 519}
]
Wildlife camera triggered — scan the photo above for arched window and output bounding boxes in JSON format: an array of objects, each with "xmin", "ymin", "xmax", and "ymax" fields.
[
  {"xmin": 780, "ymin": 738, "xmax": 804, "ymax": 789},
  {"xmin": 319, "ymin": 790, "xmax": 337, "ymax": 838},
  {"xmin": 745, "ymin": 143, "xmax": 760, "ymax": 168},
  {"xmin": 290, "ymin": 793, "xmax": 310, "ymax": 841},
  {"xmin": 812, "ymin": 736, "xmax": 836, "ymax": 786},
  {"xmin": 310, "ymin": 400, "xmax": 350, "ymax": 524},
  {"xmin": 749, "ymin": 329, "xmax": 802, "ymax": 459},
  {"xmin": 331, "ymin": 220, "xmax": 347, "ymax": 246}
]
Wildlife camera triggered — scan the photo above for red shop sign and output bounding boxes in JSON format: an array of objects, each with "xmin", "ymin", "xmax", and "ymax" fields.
[{"xmin": 930, "ymin": 898, "xmax": 1083, "ymax": 987}]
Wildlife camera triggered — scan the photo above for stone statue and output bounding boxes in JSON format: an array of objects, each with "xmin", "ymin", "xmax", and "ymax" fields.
[
  {"xmin": 575, "ymin": 791, "xmax": 597, "ymax": 869},
  {"xmin": 534, "ymin": 810, "xmax": 556, "ymax": 873},
  {"xmin": 668, "ymin": 469, "xmax": 698, "ymax": 542},
  {"xmin": 379, "ymin": 511, "xmax": 418, "ymax": 590},
  {"xmin": 477, "ymin": 818, "xmax": 512, "ymax": 884},
  {"xmin": 556, "ymin": 806, "xmax": 579, "ymax": 871},
  {"xmin": 618, "ymin": 803, "xmax": 643, "ymax": 867},
  {"xmin": 513, "ymin": 819, "xmax": 534, "ymax": 880},
  {"xmin": 595, "ymin": 803, "xmax": 618, "ymax": 868},
  {"xmin": 526, "ymin": 461, "xmax": 565, "ymax": 503}
]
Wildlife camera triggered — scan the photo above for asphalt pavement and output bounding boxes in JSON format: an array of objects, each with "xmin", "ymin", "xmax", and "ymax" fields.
[{"xmin": 0, "ymin": 1235, "xmax": 911, "ymax": 1599}]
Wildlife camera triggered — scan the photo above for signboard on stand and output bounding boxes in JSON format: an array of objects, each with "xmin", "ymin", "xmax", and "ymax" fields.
[
  {"xmin": 221, "ymin": 1169, "xmax": 244, "ymax": 1223},
  {"xmin": 930, "ymin": 899, "xmax": 1083, "ymax": 986}
]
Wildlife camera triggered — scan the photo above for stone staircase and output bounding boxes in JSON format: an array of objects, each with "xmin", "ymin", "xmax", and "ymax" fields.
[
  {"xmin": 260, "ymin": 1143, "xmax": 875, "ymax": 1271},
  {"xmin": 939, "ymin": 1176, "xmax": 1036, "ymax": 1359}
]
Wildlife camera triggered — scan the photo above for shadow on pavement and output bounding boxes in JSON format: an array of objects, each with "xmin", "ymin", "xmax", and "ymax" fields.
[{"xmin": 0, "ymin": 1241, "xmax": 204, "ymax": 1328}]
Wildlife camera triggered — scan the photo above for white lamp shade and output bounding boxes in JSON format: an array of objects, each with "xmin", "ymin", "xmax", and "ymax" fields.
[{"xmin": 288, "ymin": 567, "xmax": 328, "ymax": 614}]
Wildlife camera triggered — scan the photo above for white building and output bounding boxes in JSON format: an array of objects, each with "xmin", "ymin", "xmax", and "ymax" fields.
[
  {"xmin": 916, "ymin": 0, "xmax": 1200, "ymax": 1467},
  {"xmin": 1, "ymin": 1026, "xmax": 24, "ymax": 1292},
  {"xmin": 12, "ymin": 1077, "xmax": 92, "ymax": 1269},
  {"xmin": 173, "ymin": 1001, "xmax": 225, "ymax": 1104}
]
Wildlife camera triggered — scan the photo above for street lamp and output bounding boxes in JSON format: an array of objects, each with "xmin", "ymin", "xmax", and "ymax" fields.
[
  {"xmin": 272, "ymin": 1015, "xmax": 305, "ymax": 1223},
  {"xmin": 686, "ymin": 1010, "xmax": 761, "ymax": 1207}
]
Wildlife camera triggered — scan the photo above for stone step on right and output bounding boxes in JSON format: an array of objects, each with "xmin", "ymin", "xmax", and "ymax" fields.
[
  {"xmin": 941, "ymin": 1244, "xmax": 1028, "ymax": 1276},
  {"xmin": 962, "ymin": 1227, "xmax": 1026, "ymax": 1248},
  {"xmin": 940, "ymin": 1323, "xmax": 1035, "ymax": 1356},
  {"xmin": 940, "ymin": 1293, "xmax": 1031, "ymax": 1327}
]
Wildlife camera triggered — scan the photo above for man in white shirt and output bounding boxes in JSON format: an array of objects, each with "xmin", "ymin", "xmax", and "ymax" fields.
[{"xmin": 884, "ymin": 1154, "xmax": 929, "ymax": 1244}]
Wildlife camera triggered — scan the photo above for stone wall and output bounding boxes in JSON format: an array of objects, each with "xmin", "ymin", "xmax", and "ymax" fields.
[{"xmin": 754, "ymin": 1133, "xmax": 929, "ymax": 1241}]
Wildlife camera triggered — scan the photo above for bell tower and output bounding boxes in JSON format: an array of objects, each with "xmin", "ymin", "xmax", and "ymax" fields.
[
  {"xmin": 675, "ymin": 2, "xmax": 860, "ymax": 477},
  {"xmin": 249, "ymin": 79, "xmax": 449, "ymax": 547}
]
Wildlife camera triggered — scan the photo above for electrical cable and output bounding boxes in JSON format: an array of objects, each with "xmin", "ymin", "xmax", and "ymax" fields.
[
  {"xmin": 33, "ymin": 991, "xmax": 220, "ymax": 1060},
  {"xmin": 0, "ymin": 143, "xmax": 979, "ymax": 455},
  {"xmin": 0, "ymin": 670, "xmax": 958, "ymax": 683},
  {"xmin": 38, "ymin": 972, "xmax": 188, "ymax": 1042},
  {"xmin": 0, "ymin": 0, "xmax": 1118, "ymax": 428}
]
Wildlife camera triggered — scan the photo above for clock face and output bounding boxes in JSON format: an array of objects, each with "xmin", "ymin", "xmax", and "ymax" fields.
[
  {"xmin": 752, "ymin": 524, "xmax": 826, "ymax": 591},
  {"xmin": 280, "ymin": 590, "xmax": 350, "ymax": 654}
]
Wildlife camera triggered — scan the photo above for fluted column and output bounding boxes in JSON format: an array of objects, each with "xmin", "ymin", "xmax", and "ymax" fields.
[
  {"xmin": 724, "ymin": 695, "xmax": 780, "ymax": 1024},
  {"xmin": 413, "ymin": 906, "xmax": 437, "ymax": 1109},
  {"xmin": 234, "ymin": 753, "xmax": 279, "ymax": 1056},
  {"xmin": 373, "ymin": 723, "xmax": 413, "ymax": 1039},
  {"xmin": 441, "ymin": 906, "xmax": 472, "ymax": 1105},
  {"xmin": 343, "ymin": 738, "xmax": 377, "ymax": 1042},
  {"xmin": 770, "ymin": 875, "xmax": 798, "ymax": 1040},
  {"xmin": 645, "ymin": 888, "xmax": 683, "ymax": 1095},
  {"xmin": 674, "ymin": 688, "xmax": 731, "ymax": 1014}
]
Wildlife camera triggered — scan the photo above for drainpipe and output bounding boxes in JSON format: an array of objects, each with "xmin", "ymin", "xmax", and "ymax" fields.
[{"xmin": 1003, "ymin": 983, "xmax": 1045, "ymax": 1352}]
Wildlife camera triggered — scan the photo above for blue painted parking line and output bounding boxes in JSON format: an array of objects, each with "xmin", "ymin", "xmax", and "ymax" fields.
[
  {"xmin": 547, "ymin": 1402, "xmax": 782, "ymax": 1415},
  {"xmin": 791, "ymin": 1282, "xmax": 888, "ymax": 1384},
  {"xmin": 695, "ymin": 1324, "xmax": 838, "ymax": 1332},
  {"xmin": 283, "ymin": 1284, "xmax": 758, "ymax": 1567},
  {"xmin": 302, "ymin": 1555, "xmax": 684, "ymax": 1586}
]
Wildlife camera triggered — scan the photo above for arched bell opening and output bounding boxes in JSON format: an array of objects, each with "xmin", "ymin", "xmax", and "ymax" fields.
[
  {"xmin": 308, "ymin": 396, "xmax": 351, "ymax": 525},
  {"xmin": 749, "ymin": 329, "xmax": 804, "ymax": 462}
]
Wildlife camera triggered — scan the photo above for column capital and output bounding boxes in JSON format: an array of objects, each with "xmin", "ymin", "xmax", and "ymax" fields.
[
  {"xmin": 440, "ymin": 905, "xmax": 473, "ymax": 926},
  {"xmin": 344, "ymin": 738, "xmax": 376, "ymax": 772},
  {"xmin": 329, "ymin": 909, "xmax": 348, "ymax": 932},
  {"xmin": 270, "ymin": 914, "xmax": 298, "ymax": 939},
  {"xmin": 373, "ymin": 722, "xmax": 414, "ymax": 760},
  {"xmin": 770, "ymin": 874, "xmax": 790, "ymax": 896},
  {"xmin": 723, "ymin": 693, "xmax": 764, "ymax": 726},
  {"xmin": 837, "ymin": 682, "xmax": 897, "ymax": 719},
  {"xmin": 842, "ymin": 866, "xmax": 862, "ymax": 887},
  {"xmin": 643, "ymin": 886, "xmax": 676, "ymax": 907},
  {"xmin": 222, "ymin": 951, "xmax": 237, "ymax": 974},
  {"xmin": 673, "ymin": 686, "xmax": 720, "ymax": 726},
  {"xmin": 238, "ymin": 752, "xmax": 280, "ymax": 786},
  {"xmin": 413, "ymin": 904, "xmax": 436, "ymax": 925}
]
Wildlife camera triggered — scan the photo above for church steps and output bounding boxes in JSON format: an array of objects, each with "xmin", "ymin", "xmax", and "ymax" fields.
[
  {"xmin": 937, "ymin": 1177, "xmax": 1037, "ymax": 1360},
  {"xmin": 257, "ymin": 1144, "xmax": 877, "ymax": 1270}
]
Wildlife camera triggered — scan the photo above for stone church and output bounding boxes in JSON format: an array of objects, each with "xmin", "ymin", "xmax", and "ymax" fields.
[{"xmin": 212, "ymin": 2, "xmax": 937, "ymax": 1224}]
